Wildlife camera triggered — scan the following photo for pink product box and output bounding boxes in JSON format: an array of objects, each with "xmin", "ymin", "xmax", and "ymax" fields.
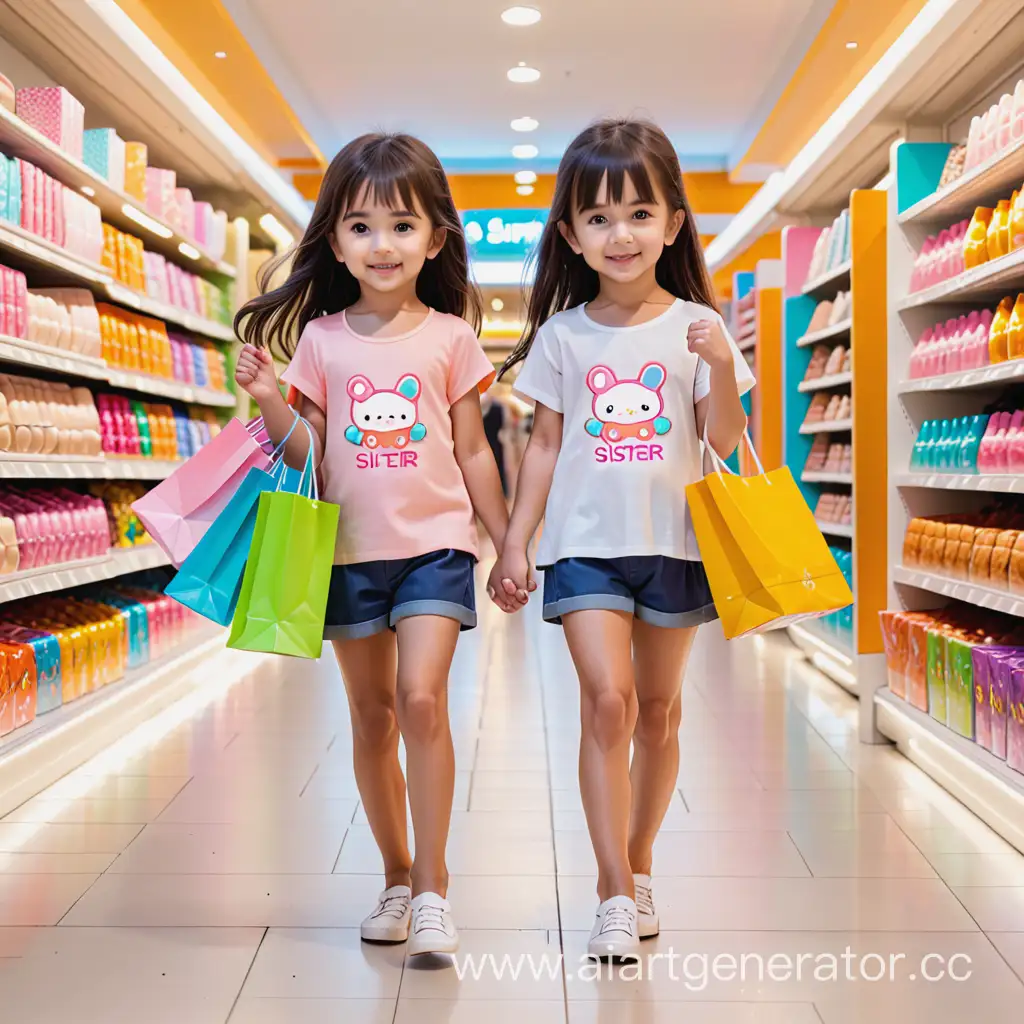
[
  {"xmin": 0, "ymin": 266, "xmax": 29, "ymax": 339},
  {"xmin": 173, "ymin": 188, "xmax": 195, "ymax": 239},
  {"xmin": 145, "ymin": 167, "xmax": 176, "ymax": 223},
  {"xmin": 909, "ymin": 220, "xmax": 969, "ymax": 294},
  {"xmin": 209, "ymin": 209, "xmax": 228, "ymax": 262},
  {"xmin": 15, "ymin": 87, "xmax": 85, "ymax": 161},
  {"xmin": 193, "ymin": 202, "xmax": 213, "ymax": 247},
  {"xmin": 1010, "ymin": 664, "xmax": 1024, "ymax": 774},
  {"xmin": 60, "ymin": 190, "xmax": 103, "ymax": 266},
  {"xmin": 19, "ymin": 160, "xmax": 36, "ymax": 235},
  {"xmin": 0, "ymin": 487, "xmax": 107, "ymax": 569}
]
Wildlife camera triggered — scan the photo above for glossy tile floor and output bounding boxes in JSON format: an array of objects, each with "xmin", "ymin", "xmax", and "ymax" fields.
[{"xmin": 2, "ymin": 584, "xmax": 1024, "ymax": 1022}]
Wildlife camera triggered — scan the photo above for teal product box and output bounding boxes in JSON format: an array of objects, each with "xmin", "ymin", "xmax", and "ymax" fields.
[
  {"xmin": 82, "ymin": 128, "xmax": 126, "ymax": 190},
  {"xmin": 0, "ymin": 625, "xmax": 62, "ymax": 715},
  {"xmin": 96, "ymin": 591, "xmax": 150, "ymax": 668},
  {"xmin": 0, "ymin": 153, "xmax": 7, "ymax": 223},
  {"xmin": 6, "ymin": 156, "xmax": 21, "ymax": 226}
]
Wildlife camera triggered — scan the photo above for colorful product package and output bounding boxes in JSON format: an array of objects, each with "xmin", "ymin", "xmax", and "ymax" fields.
[
  {"xmin": 82, "ymin": 128, "xmax": 127, "ymax": 191},
  {"xmin": 0, "ymin": 625, "xmax": 61, "ymax": 715},
  {"xmin": 124, "ymin": 142, "xmax": 148, "ymax": 203},
  {"xmin": 1009, "ymin": 663, "xmax": 1024, "ymax": 774},
  {"xmin": 946, "ymin": 636, "xmax": 976, "ymax": 739},
  {"xmin": 0, "ymin": 647, "xmax": 10, "ymax": 736},
  {"xmin": 906, "ymin": 617, "xmax": 931, "ymax": 712},
  {"xmin": 926, "ymin": 628, "xmax": 949, "ymax": 725},
  {"xmin": 989, "ymin": 655, "xmax": 1020, "ymax": 760},
  {"xmin": 0, "ymin": 641, "xmax": 37, "ymax": 730}
]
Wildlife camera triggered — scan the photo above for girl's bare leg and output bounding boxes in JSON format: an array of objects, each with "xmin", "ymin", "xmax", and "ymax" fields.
[
  {"xmin": 561, "ymin": 608, "xmax": 637, "ymax": 902},
  {"xmin": 395, "ymin": 614, "xmax": 461, "ymax": 897},
  {"xmin": 627, "ymin": 621, "xmax": 698, "ymax": 874},
  {"xmin": 332, "ymin": 633, "xmax": 411, "ymax": 889}
]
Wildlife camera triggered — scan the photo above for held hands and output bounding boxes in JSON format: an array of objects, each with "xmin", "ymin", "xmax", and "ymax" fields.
[
  {"xmin": 486, "ymin": 547, "xmax": 537, "ymax": 613},
  {"xmin": 235, "ymin": 344, "xmax": 280, "ymax": 404},
  {"xmin": 687, "ymin": 319, "xmax": 733, "ymax": 371}
]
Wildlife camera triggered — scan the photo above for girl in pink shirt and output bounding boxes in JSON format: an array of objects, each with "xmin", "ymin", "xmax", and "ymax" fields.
[{"xmin": 233, "ymin": 133, "xmax": 510, "ymax": 955}]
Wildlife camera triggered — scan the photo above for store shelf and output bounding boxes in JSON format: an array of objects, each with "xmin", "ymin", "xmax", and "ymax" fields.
[
  {"xmin": 796, "ymin": 319, "xmax": 852, "ymax": 348},
  {"xmin": 0, "ymin": 545, "xmax": 170, "ymax": 605},
  {"xmin": 0, "ymin": 225, "xmax": 233, "ymax": 343},
  {"xmin": 899, "ymin": 136, "xmax": 1024, "ymax": 228},
  {"xmin": 802, "ymin": 471, "xmax": 852, "ymax": 484},
  {"xmin": 799, "ymin": 419, "xmax": 853, "ymax": 434},
  {"xmin": 738, "ymin": 335, "xmax": 757, "ymax": 353},
  {"xmin": 0, "ymin": 455, "xmax": 180, "ymax": 480},
  {"xmin": 787, "ymin": 620, "xmax": 857, "ymax": 695},
  {"xmin": 898, "ymin": 248, "xmax": 1024, "ymax": 310},
  {"xmin": 798, "ymin": 371, "xmax": 852, "ymax": 393},
  {"xmin": 0, "ymin": 333, "xmax": 234, "ymax": 406},
  {"xmin": 816, "ymin": 520, "xmax": 853, "ymax": 539},
  {"xmin": 875, "ymin": 688, "xmax": 1024, "ymax": 854},
  {"xmin": 0, "ymin": 334, "xmax": 109, "ymax": 382},
  {"xmin": 898, "ymin": 360, "xmax": 1024, "ymax": 394},
  {"xmin": 0, "ymin": 105, "xmax": 235, "ymax": 280},
  {"xmin": 801, "ymin": 260, "xmax": 852, "ymax": 299},
  {"xmin": 895, "ymin": 472, "xmax": 1024, "ymax": 494},
  {"xmin": 892, "ymin": 565, "xmax": 1024, "ymax": 618}
]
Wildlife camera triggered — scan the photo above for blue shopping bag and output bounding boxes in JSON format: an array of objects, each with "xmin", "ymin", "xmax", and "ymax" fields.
[{"xmin": 166, "ymin": 415, "xmax": 303, "ymax": 626}]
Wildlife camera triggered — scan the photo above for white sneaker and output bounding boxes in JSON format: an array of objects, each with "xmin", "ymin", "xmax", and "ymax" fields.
[
  {"xmin": 587, "ymin": 894, "xmax": 640, "ymax": 959},
  {"xmin": 360, "ymin": 885, "xmax": 411, "ymax": 943},
  {"xmin": 633, "ymin": 873, "xmax": 659, "ymax": 938},
  {"xmin": 407, "ymin": 891, "xmax": 459, "ymax": 955}
]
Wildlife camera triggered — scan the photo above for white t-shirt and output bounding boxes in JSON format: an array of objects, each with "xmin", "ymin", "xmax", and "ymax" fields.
[{"xmin": 514, "ymin": 299, "xmax": 755, "ymax": 566}]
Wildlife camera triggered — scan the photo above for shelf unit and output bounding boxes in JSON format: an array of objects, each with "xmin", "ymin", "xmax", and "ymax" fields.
[
  {"xmin": 0, "ymin": 456, "xmax": 181, "ymax": 481},
  {"xmin": 781, "ymin": 190, "xmax": 888, "ymax": 725}
]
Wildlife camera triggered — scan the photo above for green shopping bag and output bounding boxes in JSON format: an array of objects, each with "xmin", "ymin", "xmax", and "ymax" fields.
[{"xmin": 227, "ymin": 421, "xmax": 340, "ymax": 659}]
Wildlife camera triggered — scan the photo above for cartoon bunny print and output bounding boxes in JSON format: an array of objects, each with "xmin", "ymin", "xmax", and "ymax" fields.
[
  {"xmin": 344, "ymin": 373, "xmax": 427, "ymax": 450},
  {"xmin": 585, "ymin": 362, "xmax": 671, "ymax": 443}
]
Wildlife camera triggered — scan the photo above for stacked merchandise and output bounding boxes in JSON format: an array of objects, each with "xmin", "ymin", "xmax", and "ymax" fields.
[
  {"xmin": 732, "ymin": 288, "xmax": 756, "ymax": 350},
  {"xmin": 801, "ymin": 390, "xmax": 850, "ymax": 428},
  {"xmin": 803, "ymin": 290, "xmax": 852, "ymax": 336},
  {"xmin": 962, "ymin": 79, "xmax": 1024, "ymax": 175},
  {"xmin": 0, "ymin": 373, "xmax": 102, "ymax": 455},
  {"xmin": 0, "ymin": 574, "xmax": 202, "ymax": 740},
  {"xmin": 0, "ymin": 150, "xmax": 104, "ymax": 265},
  {"xmin": 96, "ymin": 395, "xmax": 221, "ymax": 461},
  {"xmin": 803, "ymin": 330, "xmax": 851, "ymax": 380},
  {"xmin": 879, "ymin": 604, "xmax": 1024, "ymax": 775},
  {"xmin": 805, "ymin": 210, "xmax": 851, "ymax": 285},
  {"xmin": 803, "ymin": 434, "xmax": 852, "ymax": 476},
  {"xmin": 26, "ymin": 287, "xmax": 102, "ymax": 358},
  {"xmin": 909, "ymin": 192, "xmax": 1024, "ymax": 295},
  {"xmin": 813, "ymin": 492, "xmax": 851, "ymax": 529}
]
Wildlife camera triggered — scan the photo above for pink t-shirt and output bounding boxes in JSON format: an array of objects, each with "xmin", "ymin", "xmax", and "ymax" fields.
[{"xmin": 280, "ymin": 308, "xmax": 495, "ymax": 565}]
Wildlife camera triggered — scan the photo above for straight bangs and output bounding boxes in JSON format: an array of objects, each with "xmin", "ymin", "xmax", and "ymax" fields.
[
  {"xmin": 338, "ymin": 157, "xmax": 425, "ymax": 221},
  {"xmin": 572, "ymin": 147, "xmax": 657, "ymax": 212}
]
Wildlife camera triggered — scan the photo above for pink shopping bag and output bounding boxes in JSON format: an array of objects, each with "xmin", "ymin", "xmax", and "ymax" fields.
[{"xmin": 132, "ymin": 418, "xmax": 271, "ymax": 567}]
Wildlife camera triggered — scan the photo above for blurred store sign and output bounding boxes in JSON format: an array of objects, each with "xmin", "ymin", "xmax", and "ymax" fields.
[{"xmin": 462, "ymin": 209, "xmax": 548, "ymax": 261}]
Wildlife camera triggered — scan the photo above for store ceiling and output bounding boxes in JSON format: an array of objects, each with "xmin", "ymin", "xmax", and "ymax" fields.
[{"xmin": 221, "ymin": 0, "xmax": 836, "ymax": 175}]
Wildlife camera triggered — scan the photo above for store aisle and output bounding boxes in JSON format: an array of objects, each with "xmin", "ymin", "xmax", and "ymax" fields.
[{"xmin": 1, "ymin": 579, "xmax": 1023, "ymax": 1023}]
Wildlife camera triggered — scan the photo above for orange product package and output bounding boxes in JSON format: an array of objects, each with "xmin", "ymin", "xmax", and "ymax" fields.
[
  {"xmin": 988, "ymin": 199, "xmax": 1012, "ymax": 260},
  {"xmin": 0, "ymin": 647, "xmax": 11, "ymax": 736},
  {"xmin": 124, "ymin": 141, "xmax": 148, "ymax": 202},
  {"xmin": 990, "ymin": 296, "xmax": 1015, "ymax": 363},
  {"xmin": 1007, "ymin": 294, "xmax": 1024, "ymax": 361},
  {"xmin": 101, "ymin": 223, "xmax": 118, "ymax": 276},
  {"xmin": 964, "ymin": 207, "xmax": 994, "ymax": 268},
  {"xmin": 0, "ymin": 641, "xmax": 37, "ymax": 730},
  {"xmin": 905, "ymin": 616, "xmax": 932, "ymax": 712},
  {"xmin": 1010, "ymin": 190, "xmax": 1024, "ymax": 251}
]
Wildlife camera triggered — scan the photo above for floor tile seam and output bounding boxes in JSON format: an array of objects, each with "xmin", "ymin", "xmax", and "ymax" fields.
[
  {"xmin": 224, "ymin": 926, "xmax": 269, "ymax": 1023},
  {"xmin": 785, "ymin": 830, "xmax": 816, "ymax": 878}
]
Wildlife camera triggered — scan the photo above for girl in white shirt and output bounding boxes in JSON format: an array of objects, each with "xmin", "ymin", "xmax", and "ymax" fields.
[{"xmin": 491, "ymin": 118, "xmax": 754, "ymax": 958}]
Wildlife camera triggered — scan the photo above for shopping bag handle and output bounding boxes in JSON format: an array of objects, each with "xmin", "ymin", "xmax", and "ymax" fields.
[
  {"xmin": 275, "ymin": 417, "xmax": 319, "ymax": 502},
  {"xmin": 702, "ymin": 422, "xmax": 766, "ymax": 481}
]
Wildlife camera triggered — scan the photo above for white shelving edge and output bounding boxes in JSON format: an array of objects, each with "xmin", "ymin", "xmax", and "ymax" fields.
[
  {"xmin": 0, "ymin": 223, "xmax": 234, "ymax": 343},
  {"xmin": 895, "ymin": 472, "xmax": 1024, "ymax": 494},
  {"xmin": 892, "ymin": 565, "xmax": 1024, "ymax": 618},
  {"xmin": 816, "ymin": 520, "xmax": 854, "ymax": 539},
  {"xmin": 898, "ymin": 248, "xmax": 1024, "ymax": 310},
  {"xmin": 0, "ymin": 334, "xmax": 234, "ymax": 406},
  {"xmin": 801, "ymin": 260, "xmax": 852, "ymax": 299},
  {"xmin": 799, "ymin": 418, "xmax": 853, "ymax": 434},
  {"xmin": 898, "ymin": 360, "xmax": 1024, "ymax": 394},
  {"xmin": 802, "ymin": 471, "xmax": 853, "ymax": 484},
  {"xmin": 0, "ymin": 105, "xmax": 235, "ymax": 280},
  {"xmin": 799, "ymin": 371, "xmax": 852, "ymax": 393},
  {"xmin": 796, "ymin": 319, "xmax": 852, "ymax": 348},
  {"xmin": 875, "ymin": 689, "xmax": 1024, "ymax": 854},
  {"xmin": 0, "ymin": 456, "xmax": 180, "ymax": 481},
  {"xmin": 0, "ymin": 630, "xmax": 272, "ymax": 819},
  {"xmin": 0, "ymin": 546, "xmax": 170, "ymax": 605},
  {"xmin": 787, "ymin": 621, "xmax": 857, "ymax": 695}
]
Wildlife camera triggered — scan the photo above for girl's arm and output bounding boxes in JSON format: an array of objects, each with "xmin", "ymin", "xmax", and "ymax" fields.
[
  {"xmin": 451, "ymin": 390, "xmax": 511, "ymax": 582},
  {"xmin": 688, "ymin": 320, "xmax": 747, "ymax": 458},
  {"xmin": 235, "ymin": 344, "xmax": 324, "ymax": 468},
  {"xmin": 492, "ymin": 401, "xmax": 562, "ymax": 603}
]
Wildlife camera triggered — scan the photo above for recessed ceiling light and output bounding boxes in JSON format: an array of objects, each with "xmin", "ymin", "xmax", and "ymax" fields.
[
  {"xmin": 514, "ymin": 170, "xmax": 538, "ymax": 185},
  {"xmin": 845, "ymin": 41, "xmax": 858, "ymax": 49},
  {"xmin": 512, "ymin": 144, "xmax": 538, "ymax": 159},
  {"xmin": 501, "ymin": 6, "xmax": 541, "ymax": 26},
  {"xmin": 214, "ymin": 50, "xmax": 227, "ymax": 58},
  {"xmin": 511, "ymin": 116, "xmax": 539, "ymax": 132},
  {"xmin": 507, "ymin": 63, "xmax": 540, "ymax": 84},
  {"xmin": 491, "ymin": 297, "xmax": 505, "ymax": 312},
  {"xmin": 516, "ymin": 184, "xmax": 535, "ymax": 196}
]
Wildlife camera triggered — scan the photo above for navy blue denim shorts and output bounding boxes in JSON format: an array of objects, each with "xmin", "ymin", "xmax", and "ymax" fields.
[
  {"xmin": 324, "ymin": 548, "xmax": 476, "ymax": 641},
  {"xmin": 542, "ymin": 555, "xmax": 718, "ymax": 629}
]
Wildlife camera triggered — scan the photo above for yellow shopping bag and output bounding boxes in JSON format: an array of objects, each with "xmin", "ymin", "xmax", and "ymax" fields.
[{"xmin": 686, "ymin": 432, "xmax": 853, "ymax": 639}]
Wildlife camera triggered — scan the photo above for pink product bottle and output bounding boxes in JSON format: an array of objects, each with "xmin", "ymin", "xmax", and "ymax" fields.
[
  {"xmin": 910, "ymin": 328, "xmax": 932, "ymax": 378},
  {"xmin": 966, "ymin": 115, "xmax": 983, "ymax": 170},
  {"xmin": 0, "ymin": 266, "xmax": 15, "ymax": 337},
  {"xmin": 1014, "ymin": 80, "xmax": 1024, "ymax": 146},
  {"xmin": 1007, "ymin": 411, "xmax": 1024, "ymax": 473},
  {"xmin": 997, "ymin": 94, "xmax": 1014, "ymax": 152},
  {"xmin": 978, "ymin": 411, "xmax": 1012, "ymax": 473}
]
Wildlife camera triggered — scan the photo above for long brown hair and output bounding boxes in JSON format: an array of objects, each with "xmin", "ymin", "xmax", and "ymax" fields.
[
  {"xmin": 235, "ymin": 132, "xmax": 481, "ymax": 360},
  {"xmin": 501, "ymin": 118, "xmax": 717, "ymax": 376}
]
